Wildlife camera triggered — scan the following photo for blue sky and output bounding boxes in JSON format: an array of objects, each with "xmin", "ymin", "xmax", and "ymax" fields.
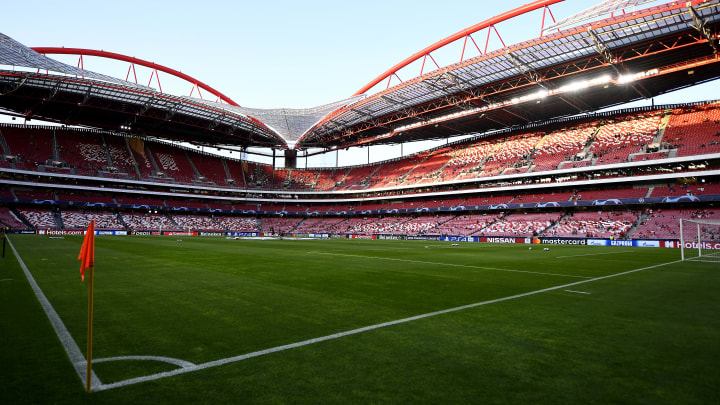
[{"xmin": 2, "ymin": 0, "xmax": 717, "ymax": 166}]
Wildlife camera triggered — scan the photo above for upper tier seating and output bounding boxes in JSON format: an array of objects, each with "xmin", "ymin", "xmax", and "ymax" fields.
[
  {"xmin": 531, "ymin": 122, "xmax": 598, "ymax": 172},
  {"xmin": 56, "ymin": 193, "xmax": 116, "ymax": 205},
  {"xmin": 315, "ymin": 168, "xmax": 349, "ymax": 191},
  {"xmin": 14, "ymin": 190, "xmax": 55, "ymax": 201},
  {"xmin": 115, "ymin": 197, "xmax": 166, "ymax": 207},
  {"xmin": 337, "ymin": 164, "xmax": 379, "ymax": 190},
  {"xmin": 402, "ymin": 147, "xmax": 454, "ymax": 185},
  {"xmin": 590, "ymin": 112, "xmax": 661, "ymax": 164},
  {"xmin": 287, "ymin": 170, "xmax": 318, "ymax": 189},
  {"xmin": 127, "ymin": 138, "xmax": 157, "ymax": 180},
  {"xmin": 189, "ymin": 151, "xmax": 230, "ymax": 185},
  {"xmin": 367, "ymin": 157, "xmax": 421, "ymax": 189},
  {"xmin": 573, "ymin": 187, "xmax": 648, "ymax": 201},
  {"xmin": 2, "ymin": 126, "xmax": 54, "ymax": 171},
  {"xmin": 650, "ymin": 183, "xmax": 720, "ymax": 197},
  {"xmin": 449, "ymin": 139, "xmax": 498, "ymax": 180},
  {"xmin": 224, "ymin": 159, "xmax": 248, "ymax": 187},
  {"xmin": 664, "ymin": 104, "xmax": 720, "ymax": 157},
  {"xmin": 481, "ymin": 132, "xmax": 543, "ymax": 177},
  {"xmin": 55, "ymin": 130, "xmax": 107, "ymax": 176},
  {"xmin": 147, "ymin": 142, "xmax": 197, "ymax": 183},
  {"xmin": 104, "ymin": 135, "xmax": 137, "ymax": 178}
]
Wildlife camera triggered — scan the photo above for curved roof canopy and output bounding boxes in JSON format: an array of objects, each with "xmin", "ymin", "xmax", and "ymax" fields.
[{"xmin": 297, "ymin": 0, "xmax": 720, "ymax": 149}]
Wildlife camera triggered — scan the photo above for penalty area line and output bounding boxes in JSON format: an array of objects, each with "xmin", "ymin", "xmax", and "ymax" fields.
[{"xmin": 95, "ymin": 258, "xmax": 682, "ymax": 392}]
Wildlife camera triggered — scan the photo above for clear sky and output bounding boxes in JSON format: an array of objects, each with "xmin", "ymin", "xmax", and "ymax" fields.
[{"xmin": 2, "ymin": 0, "xmax": 717, "ymax": 166}]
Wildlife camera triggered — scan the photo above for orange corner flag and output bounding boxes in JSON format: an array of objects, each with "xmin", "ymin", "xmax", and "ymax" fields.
[{"xmin": 78, "ymin": 220, "xmax": 95, "ymax": 282}]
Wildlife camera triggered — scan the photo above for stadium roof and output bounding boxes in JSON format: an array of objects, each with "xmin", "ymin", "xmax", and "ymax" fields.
[
  {"xmin": 298, "ymin": 0, "xmax": 720, "ymax": 149},
  {"xmin": 0, "ymin": 0, "xmax": 719, "ymax": 152}
]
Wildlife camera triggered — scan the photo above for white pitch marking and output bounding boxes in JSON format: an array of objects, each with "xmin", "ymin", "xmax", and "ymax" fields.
[
  {"xmin": 556, "ymin": 252, "xmax": 634, "ymax": 259},
  {"xmin": 6, "ymin": 237, "xmax": 103, "ymax": 390},
  {"xmin": 564, "ymin": 290, "xmax": 591, "ymax": 295},
  {"xmin": 94, "ymin": 258, "xmax": 682, "ymax": 392},
  {"xmin": 0, "ymin": 279, "xmax": 13, "ymax": 282},
  {"xmin": 307, "ymin": 251, "xmax": 591, "ymax": 279},
  {"xmin": 92, "ymin": 355, "xmax": 196, "ymax": 368}
]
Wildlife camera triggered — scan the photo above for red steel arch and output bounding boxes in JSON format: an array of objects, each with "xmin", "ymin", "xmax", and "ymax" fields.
[
  {"xmin": 353, "ymin": 0, "xmax": 565, "ymax": 95},
  {"xmin": 30, "ymin": 47, "xmax": 239, "ymax": 106}
]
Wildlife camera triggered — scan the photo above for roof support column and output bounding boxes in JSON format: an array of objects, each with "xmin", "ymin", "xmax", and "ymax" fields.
[
  {"xmin": 588, "ymin": 27, "xmax": 650, "ymax": 99},
  {"xmin": 687, "ymin": 5, "xmax": 719, "ymax": 54}
]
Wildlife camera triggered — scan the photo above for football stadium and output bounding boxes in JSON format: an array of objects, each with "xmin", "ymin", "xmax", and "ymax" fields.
[{"xmin": 1, "ymin": 0, "xmax": 720, "ymax": 403}]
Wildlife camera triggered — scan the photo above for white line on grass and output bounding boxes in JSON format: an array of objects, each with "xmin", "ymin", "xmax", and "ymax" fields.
[
  {"xmin": 0, "ymin": 279, "xmax": 13, "ymax": 282},
  {"xmin": 564, "ymin": 290, "xmax": 592, "ymax": 295},
  {"xmin": 94, "ymin": 258, "xmax": 682, "ymax": 392},
  {"xmin": 6, "ymin": 237, "xmax": 103, "ymax": 391},
  {"xmin": 91, "ymin": 355, "xmax": 196, "ymax": 368},
  {"xmin": 556, "ymin": 252, "xmax": 634, "ymax": 259},
  {"xmin": 306, "ymin": 251, "xmax": 591, "ymax": 279}
]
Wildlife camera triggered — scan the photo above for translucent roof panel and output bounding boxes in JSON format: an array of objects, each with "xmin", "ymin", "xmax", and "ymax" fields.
[
  {"xmin": 543, "ymin": 0, "xmax": 659, "ymax": 32},
  {"xmin": 0, "ymin": 32, "xmax": 148, "ymax": 89},
  {"xmin": 226, "ymin": 96, "xmax": 365, "ymax": 147}
]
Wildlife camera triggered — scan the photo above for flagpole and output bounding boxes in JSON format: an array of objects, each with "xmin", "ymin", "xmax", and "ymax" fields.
[{"xmin": 86, "ymin": 264, "xmax": 94, "ymax": 392}]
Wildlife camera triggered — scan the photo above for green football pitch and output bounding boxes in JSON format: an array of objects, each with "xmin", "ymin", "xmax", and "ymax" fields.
[{"xmin": 2, "ymin": 234, "xmax": 719, "ymax": 404}]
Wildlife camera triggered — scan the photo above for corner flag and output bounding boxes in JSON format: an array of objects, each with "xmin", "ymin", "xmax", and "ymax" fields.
[
  {"xmin": 78, "ymin": 220, "xmax": 95, "ymax": 282},
  {"xmin": 77, "ymin": 220, "xmax": 96, "ymax": 392}
]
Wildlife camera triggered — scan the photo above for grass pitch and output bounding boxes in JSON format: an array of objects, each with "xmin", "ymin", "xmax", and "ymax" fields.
[{"xmin": 2, "ymin": 235, "xmax": 719, "ymax": 404}]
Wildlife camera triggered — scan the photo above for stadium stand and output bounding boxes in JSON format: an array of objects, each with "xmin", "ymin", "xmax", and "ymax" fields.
[
  {"xmin": 480, "ymin": 212, "xmax": 562, "ymax": 237},
  {"xmin": 56, "ymin": 192, "xmax": 116, "ymax": 205},
  {"xmin": 121, "ymin": 213, "xmax": 181, "ymax": 231},
  {"xmin": 2, "ymin": 126, "xmax": 54, "ymax": 171},
  {"xmin": 60, "ymin": 209, "xmax": 124, "ymax": 230},
  {"xmin": 189, "ymin": 151, "xmax": 231, "ymax": 185},
  {"xmin": 215, "ymin": 216, "xmax": 258, "ymax": 232},
  {"xmin": 224, "ymin": 159, "xmax": 248, "ymax": 187},
  {"xmin": 14, "ymin": 190, "xmax": 56, "ymax": 201},
  {"xmin": 18, "ymin": 208, "xmax": 58, "ymax": 229},
  {"xmin": 147, "ymin": 142, "xmax": 198, "ymax": 184},
  {"xmin": 55, "ymin": 130, "xmax": 107, "ymax": 176},
  {"xmin": 260, "ymin": 217, "xmax": 303, "ymax": 234},
  {"xmin": 314, "ymin": 168, "xmax": 348, "ymax": 190},
  {"xmin": 632, "ymin": 208, "xmax": 720, "ymax": 240},
  {"xmin": 294, "ymin": 217, "xmax": 347, "ymax": 234},
  {"xmin": 434, "ymin": 214, "xmax": 499, "ymax": 236},
  {"xmin": 664, "ymin": 103, "xmax": 720, "ymax": 157},
  {"xmin": 171, "ymin": 214, "xmax": 224, "ymax": 231},
  {"xmin": 448, "ymin": 139, "xmax": 498, "ymax": 180},
  {"xmin": 548, "ymin": 211, "xmax": 637, "ymax": 238},
  {"xmin": 103, "ymin": 134, "xmax": 138, "ymax": 179},
  {"xmin": 531, "ymin": 122, "xmax": 598, "ymax": 172},
  {"xmin": 481, "ymin": 132, "xmax": 544, "ymax": 177},
  {"xmin": 0, "ymin": 207, "xmax": 28, "ymax": 229},
  {"xmin": 590, "ymin": 112, "xmax": 662, "ymax": 165},
  {"xmin": 573, "ymin": 187, "xmax": 648, "ymax": 201}
]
